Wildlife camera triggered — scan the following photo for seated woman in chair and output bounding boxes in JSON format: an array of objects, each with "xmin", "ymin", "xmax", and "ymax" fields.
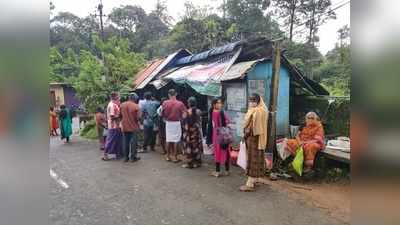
[{"xmin": 285, "ymin": 112, "xmax": 325, "ymax": 173}]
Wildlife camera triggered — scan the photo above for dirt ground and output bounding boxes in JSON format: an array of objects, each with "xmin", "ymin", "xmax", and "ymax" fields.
[{"xmin": 269, "ymin": 180, "xmax": 350, "ymax": 224}]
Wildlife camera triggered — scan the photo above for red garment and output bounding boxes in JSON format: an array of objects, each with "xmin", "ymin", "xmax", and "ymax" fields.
[
  {"xmin": 120, "ymin": 101, "xmax": 140, "ymax": 132},
  {"xmin": 211, "ymin": 110, "xmax": 230, "ymax": 164},
  {"xmin": 286, "ymin": 121, "xmax": 325, "ymax": 167},
  {"xmin": 50, "ymin": 111, "xmax": 59, "ymax": 129},
  {"xmin": 162, "ymin": 99, "xmax": 186, "ymax": 121}
]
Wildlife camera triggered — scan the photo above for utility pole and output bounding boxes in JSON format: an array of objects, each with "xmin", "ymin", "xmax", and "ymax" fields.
[
  {"xmin": 97, "ymin": 0, "xmax": 105, "ymax": 41},
  {"xmin": 268, "ymin": 40, "xmax": 281, "ymax": 172},
  {"xmin": 94, "ymin": 0, "xmax": 108, "ymax": 81},
  {"xmin": 308, "ymin": 0, "xmax": 315, "ymax": 45},
  {"xmin": 223, "ymin": 0, "xmax": 226, "ymax": 20}
]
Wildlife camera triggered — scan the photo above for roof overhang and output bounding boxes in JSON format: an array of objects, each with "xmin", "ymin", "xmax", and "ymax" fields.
[{"xmin": 134, "ymin": 49, "xmax": 192, "ymax": 90}]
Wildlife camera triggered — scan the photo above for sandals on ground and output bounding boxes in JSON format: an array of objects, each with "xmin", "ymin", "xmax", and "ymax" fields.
[
  {"xmin": 182, "ymin": 163, "xmax": 192, "ymax": 168},
  {"xmin": 210, "ymin": 171, "xmax": 221, "ymax": 177},
  {"xmin": 221, "ymin": 171, "xmax": 230, "ymax": 176},
  {"xmin": 239, "ymin": 185, "xmax": 255, "ymax": 192}
]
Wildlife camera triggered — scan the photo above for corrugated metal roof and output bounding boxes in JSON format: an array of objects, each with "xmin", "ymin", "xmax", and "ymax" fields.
[
  {"xmin": 156, "ymin": 67, "xmax": 181, "ymax": 79},
  {"xmin": 136, "ymin": 49, "xmax": 191, "ymax": 89},
  {"xmin": 219, "ymin": 59, "xmax": 262, "ymax": 81},
  {"xmin": 133, "ymin": 59, "xmax": 165, "ymax": 88},
  {"xmin": 175, "ymin": 41, "xmax": 242, "ymax": 66}
]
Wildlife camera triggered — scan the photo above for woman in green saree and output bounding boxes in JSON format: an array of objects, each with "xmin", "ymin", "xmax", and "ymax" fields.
[{"xmin": 59, "ymin": 105, "xmax": 72, "ymax": 143}]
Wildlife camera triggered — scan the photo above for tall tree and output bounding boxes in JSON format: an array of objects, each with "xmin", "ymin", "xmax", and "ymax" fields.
[
  {"xmin": 168, "ymin": 18, "xmax": 208, "ymax": 52},
  {"xmin": 69, "ymin": 36, "xmax": 146, "ymax": 112},
  {"xmin": 50, "ymin": 12, "xmax": 96, "ymax": 54},
  {"xmin": 225, "ymin": 0, "xmax": 281, "ymax": 39},
  {"xmin": 314, "ymin": 25, "xmax": 350, "ymax": 96},
  {"xmin": 138, "ymin": 13, "xmax": 170, "ymax": 58},
  {"xmin": 272, "ymin": 0, "xmax": 306, "ymax": 41},
  {"xmin": 108, "ymin": 5, "xmax": 147, "ymax": 34},
  {"xmin": 336, "ymin": 24, "xmax": 350, "ymax": 63},
  {"xmin": 182, "ymin": 0, "xmax": 214, "ymax": 20},
  {"xmin": 283, "ymin": 41, "xmax": 322, "ymax": 77},
  {"xmin": 152, "ymin": 0, "xmax": 173, "ymax": 27},
  {"xmin": 50, "ymin": 47, "xmax": 80, "ymax": 82},
  {"xmin": 50, "ymin": 1, "xmax": 55, "ymax": 14},
  {"xmin": 337, "ymin": 24, "xmax": 350, "ymax": 48},
  {"xmin": 50, "ymin": 47, "xmax": 65, "ymax": 82},
  {"xmin": 302, "ymin": 0, "xmax": 336, "ymax": 45}
]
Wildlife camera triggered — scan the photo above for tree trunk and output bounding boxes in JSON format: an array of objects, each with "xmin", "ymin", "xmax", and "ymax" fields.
[
  {"xmin": 308, "ymin": 0, "xmax": 315, "ymax": 45},
  {"xmin": 289, "ymin": 0, "xmax": 297, "ymax": 41}
]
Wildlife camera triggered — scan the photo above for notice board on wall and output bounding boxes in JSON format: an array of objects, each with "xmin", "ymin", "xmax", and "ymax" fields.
[
  {"xmin": 248, "ymin": 80, "xmax": 266, "ymax": 102},
  {"xmin": 225, "ymin": 110, "xmax": 245, "ymax": 145},
  {"xmin": 225, "ymin": 83, "xmax": 246, "ymax": 112}
]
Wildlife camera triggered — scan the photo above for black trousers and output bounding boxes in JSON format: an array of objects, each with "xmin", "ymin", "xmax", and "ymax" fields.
[
  {"xmin": 216, "ymin": 149, "xmax": 230, "ymax": 172},
  {"xmin": 143, "ymin": 125, "xmax": 156, "ymax": 150}
]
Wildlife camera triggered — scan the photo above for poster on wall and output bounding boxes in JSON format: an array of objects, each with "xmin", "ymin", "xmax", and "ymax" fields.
[
  {"xmin": 248, "ymin": 80, "xmax": 266, "ymax": 102},
  {"xmin": 225, "ymin": 83, "xmax": 246, "ymax": 112},
  {"xmin": 225, "ymin": 111, "xmax": 245, "ymax": 144}
]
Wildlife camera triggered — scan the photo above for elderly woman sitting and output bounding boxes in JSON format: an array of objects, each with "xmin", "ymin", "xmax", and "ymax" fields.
[{"xmin": 286, "ymin": 112, "xmax": 325, "ymax": 172}]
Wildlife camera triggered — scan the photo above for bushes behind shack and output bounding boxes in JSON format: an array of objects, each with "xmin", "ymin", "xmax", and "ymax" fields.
[{"xmin": 291, "ymin": 96, "xmax": 350, "ymax": 137}]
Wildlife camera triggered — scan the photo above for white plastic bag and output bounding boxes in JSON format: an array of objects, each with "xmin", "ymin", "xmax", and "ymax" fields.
[
  {"xmin": 237, "ymin": 141, "xmax": 247, "ymax": 170},
  {"xmin": 277, "ymin": 138, "xmax": 291, "ymax": 160},
  {"xmin": 203, "ymin": 139, "xmax": 213, "ymax": 155}
]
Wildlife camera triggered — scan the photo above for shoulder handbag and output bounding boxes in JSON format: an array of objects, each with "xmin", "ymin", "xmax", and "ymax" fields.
[{"xmin": 216, "ymin": 110, "xmax": 233, "ymax": 147}]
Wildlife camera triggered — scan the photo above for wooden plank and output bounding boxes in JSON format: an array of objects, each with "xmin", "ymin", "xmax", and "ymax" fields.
[{"xmin": 322, "ymin": 148, "xmax": 350, "ymax": 164}]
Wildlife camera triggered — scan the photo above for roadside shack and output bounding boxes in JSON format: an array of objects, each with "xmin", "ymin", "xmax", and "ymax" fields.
[{"xmin": 133, "ymin": 38, "xmax": 329, "ymax": 145}]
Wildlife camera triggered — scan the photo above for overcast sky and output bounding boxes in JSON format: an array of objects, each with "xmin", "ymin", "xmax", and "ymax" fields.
[{"xmin": 52, "ymin": 0, "xmax": 350, "ymax": 54}]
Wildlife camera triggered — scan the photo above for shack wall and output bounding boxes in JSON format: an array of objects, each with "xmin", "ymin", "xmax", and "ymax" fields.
[
  {"xmin": 63, "ymin": 86, "xmax": 81, "ymax": 108},
  {"xmin": 49, "ymin": 84, "xmax": 65, "ymax": 108},
  {"xmin": 246, "ymin": 61, "xmax": 290, "ymax": 136},
  {"xmin": 222, "ymin": 82, "xmax": 247, "ymax": 145}
]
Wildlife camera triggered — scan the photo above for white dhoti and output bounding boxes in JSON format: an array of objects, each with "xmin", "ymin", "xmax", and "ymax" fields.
[{"xmin": 165, "ymin": 121, "xmax": 182, "ymax": 143}]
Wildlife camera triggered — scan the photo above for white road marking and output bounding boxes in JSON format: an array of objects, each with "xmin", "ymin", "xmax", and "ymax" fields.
[{"xmin": 50, "ymin": 169, "xmax": 69, "ymax": 189}]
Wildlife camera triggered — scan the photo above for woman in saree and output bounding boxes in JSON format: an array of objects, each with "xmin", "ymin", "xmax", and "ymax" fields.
[
  {"xmin": 49, "ymin": 107, "xmax": 59, "ymax": 136},
  {"xmin": 285, "ymin": 111, "xmax": 325, "ymax": 172},
  {"xmin": 58, "ymin": 105, "xmax": 72, "ymax": 143},
  {"xmin": 240, "ymin": 93, "xmax": 269, "ymax": 192},
  {"xmin": 182, "ymin": 97, "xmax": 203, "ymax": 169}
]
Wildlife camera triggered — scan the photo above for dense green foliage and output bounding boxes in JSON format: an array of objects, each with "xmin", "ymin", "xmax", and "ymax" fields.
[
  {"xmin": 324, "ymin": 98, "xmax": 350, "ymax": 136},
  {"xmin": 318, "ymin": 45, "xmax": 350, "ymax": 96},
  {"xmin": 272, "ymin": 0, "xmax": 336, "ymax": 42},
  {"xmin": 80, "ymin": 120, "xmax": 98, "ymax": 139},
  {"xmin": 68, "ymin": 37, "xmax": 145, "ymax": 113}
]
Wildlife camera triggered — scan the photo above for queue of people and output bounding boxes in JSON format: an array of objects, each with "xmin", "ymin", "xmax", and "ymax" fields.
[{"xmin": 52, "ymin": 88, "xmax": 325, "ymax": 192}]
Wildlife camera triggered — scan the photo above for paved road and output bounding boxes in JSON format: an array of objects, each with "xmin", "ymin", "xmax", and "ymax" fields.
[{"xmin": 50, "ymin": 135, "xmax": 344, "ymax": 225}]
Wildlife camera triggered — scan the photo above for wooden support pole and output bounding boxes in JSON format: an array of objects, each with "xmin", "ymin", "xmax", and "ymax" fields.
[{"xmin": 267, "ymin": 41, "xmax": 281, "ymax": 171}]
